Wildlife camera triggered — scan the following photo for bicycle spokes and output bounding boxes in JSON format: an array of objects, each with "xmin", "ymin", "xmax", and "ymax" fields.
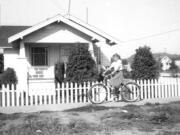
[
  {"xmin": 89, "ymin": 84, "xmax": 107, "ymax": 104},
  {"xmin": 122, "ymin": 82, "xmax": 140, "ymax": 102}
]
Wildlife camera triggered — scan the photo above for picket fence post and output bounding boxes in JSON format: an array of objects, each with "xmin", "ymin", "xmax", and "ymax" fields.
[
  {"xmin": 11, "ymin": 84, "xmax": 15, "ymax": 106},
  {"xmin": 69, "ymin": 82, "xmax": 73, "ymax": 103},
  {"xmin": 139, "ymin": 80, "xmax": 143, "ymax": 99},
  {"xmin": 177, "ymin": 78, "xmax": 180, "ymax": 96},
  {"xmin": 2, "ymin": 85, "xmax": 6, "ymax": 107},
  {"xmin": 154, "ymin": 79, "xmax": 158, "ymax": 98}
]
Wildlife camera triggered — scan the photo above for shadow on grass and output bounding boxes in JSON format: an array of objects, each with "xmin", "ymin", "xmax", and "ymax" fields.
[
  {"xmin": 0, "ymin": 113, "xmax": 21, "ymax": 120},
  {"xmin": 64, "ymin": 105, "xmax": 117, "ymax": 112},
  {"xmin": 156, "ymin": 130, "xmax": 180, "ymax": 135}
]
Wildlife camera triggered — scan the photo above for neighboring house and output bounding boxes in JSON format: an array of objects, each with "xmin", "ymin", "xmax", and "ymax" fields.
[
  {"xmin": 1, "ymin": 14, "xmax": 121, "ymax": 90},
  {"xmin": 124, "ymin": 63, "xmax": 132, "ymax": 72},
  {"xmin": 175, "ymin": 60, "xmax": 180, "ymax": 69},
  {"xmin": 161, "ymin": 56, "xmax": 172, "ymax": 71}
]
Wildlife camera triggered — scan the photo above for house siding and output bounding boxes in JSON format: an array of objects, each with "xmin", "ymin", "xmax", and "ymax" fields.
[
  {"xmin": 4, "ymin": 48, "xmax": 19, "ymax": 70},
  {"xmin": 23, "ymin": 23, "xmax": 91, "ymax": 43}
]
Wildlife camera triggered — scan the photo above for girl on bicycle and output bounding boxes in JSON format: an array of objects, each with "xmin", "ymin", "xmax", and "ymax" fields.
[{"xmin": 104, "ymin": 53, "xmax": 124, "ymax": 100}]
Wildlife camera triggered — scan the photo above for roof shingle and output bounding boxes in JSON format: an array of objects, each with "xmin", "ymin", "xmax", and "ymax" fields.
[{"xmin": 0, "ymin": 26, "xmax": 30, "ymax": 48}]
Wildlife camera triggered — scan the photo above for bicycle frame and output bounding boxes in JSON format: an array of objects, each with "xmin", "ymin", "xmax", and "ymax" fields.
[{"xmin": 102, "ymin": 75, "xmax": 125, "ymax": 97}]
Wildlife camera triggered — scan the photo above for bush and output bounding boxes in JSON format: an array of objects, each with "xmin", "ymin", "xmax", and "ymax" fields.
[
  {"xmin": 54, "ymin": 62, "xmax": 65, "ymax": 83},
  {"xmin": 0, "ymin": 54, "xmax": 4, "ymax": 73},
  {"xmin": 0, "ymin": 68, "xmax": 18, "ymax": 84},
  {"xmin": 66, "ymin": 44, "xmax": 98, "ymax": 83},
  {"xmin": 123, "ymin": 69, "xmax": 132, "ymax": 79},
  {"xmin": 169, "ymin": 60, "xmax": 179, "ymax": 77},
  {"xmin": 131, "ymin": 46, "xmax": 159, "ymax": 80}
]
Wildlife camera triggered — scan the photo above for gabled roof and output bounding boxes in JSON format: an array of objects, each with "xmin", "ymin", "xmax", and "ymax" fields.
[
  {"xmin": 0, "ymin": 26, "xmax": 29, "ymax": 48},
  {"xmin": 68, "ymin": 15, "xmax": 122, "ymax": 45},
  {"xmin": 161, "ymin": 56, "xmax": 172, "ymax": 63},
  {"xmin": 8, "ymin": 14, "xmax": 122, "ymax": 45}
]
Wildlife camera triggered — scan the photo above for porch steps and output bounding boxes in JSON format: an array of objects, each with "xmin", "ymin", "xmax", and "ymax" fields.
[{"xmin": 28, "ymin": 78, "xmax": 55, "ymax": 89}]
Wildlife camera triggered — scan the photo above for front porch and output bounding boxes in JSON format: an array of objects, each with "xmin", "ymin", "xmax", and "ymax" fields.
[{"xmin": 25, "ymin": 43, "xmax": 95, "ymax": 90}]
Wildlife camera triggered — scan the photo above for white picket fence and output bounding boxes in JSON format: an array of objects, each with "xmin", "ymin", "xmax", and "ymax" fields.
[{"xmin": 0, "ymin": 78, "xmax": 180, "ymax": 107}]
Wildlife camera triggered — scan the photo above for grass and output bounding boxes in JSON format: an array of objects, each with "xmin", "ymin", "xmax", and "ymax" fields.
[{"xmin": 1, "ymin": 102, "xmax": 180, "ymax": 135}]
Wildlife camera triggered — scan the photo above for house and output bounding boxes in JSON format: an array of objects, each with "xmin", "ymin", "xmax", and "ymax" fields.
[
  {"xmin": 124, "ymin": 63, "xmax": 132, "ymax": 72},
  {"xmin": 161, "ymin": 56, "xmax": 172, "ymax": 71},
  {"xmin": 1, "ymin": 14, "xmax": 121, "ymax": 90},
  {"xmin": 175, "ymin": 60, "xmax": 180, "ymax": 69}
]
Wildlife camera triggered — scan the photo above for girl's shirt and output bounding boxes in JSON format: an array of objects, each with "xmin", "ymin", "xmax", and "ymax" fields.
[{"xmin": 110, "ymin": 59, "xmax": 123, "ymax": 71}]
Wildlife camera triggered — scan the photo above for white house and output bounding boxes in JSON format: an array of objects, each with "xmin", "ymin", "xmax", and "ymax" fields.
[
  {"xmin": 175, "ymin": 60, "xmax": 180, "ymax": 69},
  {"xmin": 161, "ymin": 56, "xmax": 172, "ymax": 71},
  {"xmin": 1, "ymin": 14, "xmax": 121, "ymax": 90}
]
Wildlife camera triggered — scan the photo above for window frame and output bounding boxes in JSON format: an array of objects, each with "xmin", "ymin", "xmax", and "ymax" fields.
[{"xmin": 31, "ymin": 47, "xmax": 49, "ymax": 66}]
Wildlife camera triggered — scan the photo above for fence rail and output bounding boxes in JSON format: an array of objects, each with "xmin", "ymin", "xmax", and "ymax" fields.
[{"xmin": 0, "ymin": 78, "xmax": 180, "ymax": 107}]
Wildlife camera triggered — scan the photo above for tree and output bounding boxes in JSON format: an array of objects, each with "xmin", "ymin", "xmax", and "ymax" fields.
[
  {"xmin": 0, "ymin": 68, "xmax": 17, "ymax": 84},
  {"xmin": 0, "ymin": 54, "xmax": 4, "ymax": 73},
  {"xmin": 169, "ymin": 60, "xmax": 179, "ymax": 77},
  {"xmin": 66, "ymin": 44, "xmax": 97, "ymax": 83},
  {"xmin": 131, "ymin": 46, "xmax": 159, "ymax": 80}
]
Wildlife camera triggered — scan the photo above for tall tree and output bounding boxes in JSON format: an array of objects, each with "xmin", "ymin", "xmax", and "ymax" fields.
[
  {"xmin": 66, "ymin": 44, "xmax": 97, "ymax": 83},
  {"xmin": 131, "ymin": 46, "xmax": 159, "ymax": 80}
]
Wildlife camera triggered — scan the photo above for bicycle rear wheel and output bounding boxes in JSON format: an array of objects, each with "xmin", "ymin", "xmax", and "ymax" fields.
[
  {"xmin": 88, "ymin": 84, "xmax": 107, "ymax": 104},
  {"xmin": 121, "ymin": 82, "xmax": 140, "ymax": 102}
]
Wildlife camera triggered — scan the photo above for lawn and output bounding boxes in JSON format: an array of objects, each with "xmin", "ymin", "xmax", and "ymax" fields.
[{"xmin": 1, "ymin": 101, "xmax": 180, "ymax": 135}]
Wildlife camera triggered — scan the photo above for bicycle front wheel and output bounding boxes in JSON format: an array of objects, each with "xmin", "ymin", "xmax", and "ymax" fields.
[
  {"xmin": 121, "ymin": 82, "xmax": 140, "ymax": 102},
  {"xmin": 88, "ymin": 84, "xmax": 107, "ymax": 104}
]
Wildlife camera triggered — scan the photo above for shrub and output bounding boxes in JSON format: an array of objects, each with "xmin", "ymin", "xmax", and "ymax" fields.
[
  {"xmin": 123, "ymin": 69, "xmax": 132, "ymax": 79},
  {"xmin": 0, "ymin": 68, "xmax": 18, "ymax": 84},
  {"xmin": 169, "ymin": 60, "xmax": 179, "ymax": 77},
  {"xmin": 131, "ymin": 46, "xmax": 160, "ymax": 80},
  {"xmin": 54, "ymin": 62, "xmax": 65, "ymax": 83},
  {"xmin": 0, "ymin": 54, "xmax": 4, "ymax": 73},
  {"xmin": 66, "ymin": 44, "xmax": 98, "ymax": 83}
]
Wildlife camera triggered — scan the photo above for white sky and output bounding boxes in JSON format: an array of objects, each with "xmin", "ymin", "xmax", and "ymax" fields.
[{"xmin": 0, "ymin": 0, "xmax": 180, "ymax": 58}]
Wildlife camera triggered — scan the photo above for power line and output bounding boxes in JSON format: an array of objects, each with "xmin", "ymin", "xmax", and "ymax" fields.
[{"xmin": 125, "ymin": 27, "xmax": 180, "ymax": 42}]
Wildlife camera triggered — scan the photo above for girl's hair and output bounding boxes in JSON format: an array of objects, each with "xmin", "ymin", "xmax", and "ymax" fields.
[{"xmin": 111, "ymin": 53, "xmax": 121, "ymax": 63}]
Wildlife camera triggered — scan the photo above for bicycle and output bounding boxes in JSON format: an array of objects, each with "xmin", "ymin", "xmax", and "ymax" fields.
[{"xmin": 88, "ymin": 73, "xmax": 141, "ymax": 104}]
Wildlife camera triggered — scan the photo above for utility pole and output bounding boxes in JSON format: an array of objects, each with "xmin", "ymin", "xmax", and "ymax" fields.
[
  {"xmin": 67, "ymin": 0, "xmax": 71, "ymax": 17},
  {"xmin": 86, "ymin": 7, "xmax": 88, "ymax": 24}
]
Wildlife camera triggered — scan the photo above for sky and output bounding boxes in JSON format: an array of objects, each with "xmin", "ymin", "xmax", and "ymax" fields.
[{"xmin": 0, "ymin": 0, "xmax": 180, "ymax": 58}]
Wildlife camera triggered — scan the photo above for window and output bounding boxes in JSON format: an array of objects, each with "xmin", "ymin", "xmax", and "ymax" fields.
[{"xmin": 31, "ymin": 47, "xmax": 48, "ymax": 66}]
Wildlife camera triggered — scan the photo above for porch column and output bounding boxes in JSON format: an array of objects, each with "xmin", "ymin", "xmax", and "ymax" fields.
[
  {"xmin": 88, "ymin": 42, "xmax": 96, "ymax": 62},
  {"xmin": 17, "ymin": 40, "xmax": 28, "ymax": 90}
]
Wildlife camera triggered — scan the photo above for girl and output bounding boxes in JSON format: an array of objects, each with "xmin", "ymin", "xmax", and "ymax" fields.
[{"xmin": 104, "ymin": 53, "xmax": 124, "ymax": 100}]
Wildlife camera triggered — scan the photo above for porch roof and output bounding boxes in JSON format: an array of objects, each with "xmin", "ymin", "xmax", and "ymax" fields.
[{"xmin": 8, "ymin": 14, "xmax": 122, "ymax": 45}]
